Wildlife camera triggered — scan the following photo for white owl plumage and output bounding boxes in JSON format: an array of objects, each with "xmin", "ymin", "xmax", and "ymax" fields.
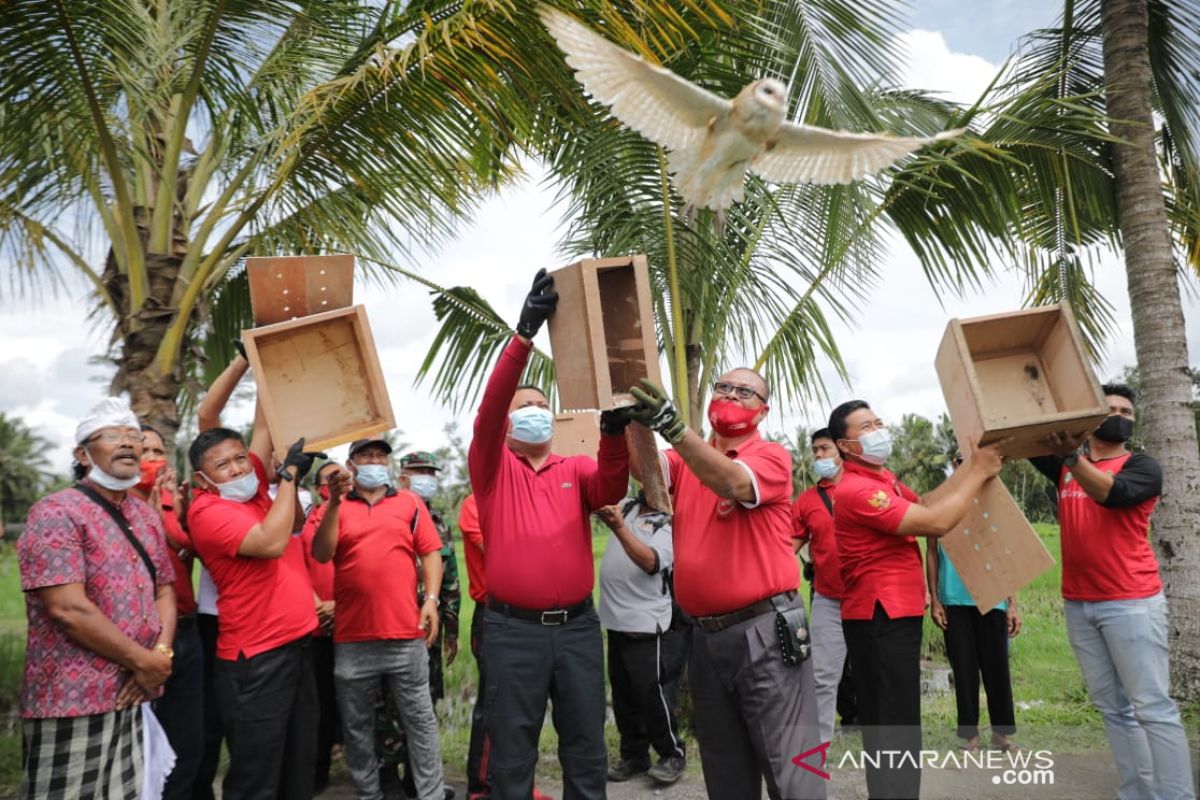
[{"xmin": 539, "ymin": 5, "xmax": 964, "ymax": 224}]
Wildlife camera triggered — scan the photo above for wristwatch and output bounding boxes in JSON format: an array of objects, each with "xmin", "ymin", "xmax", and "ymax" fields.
[
  {"xmin": 424, "ymin": 594, "xmax": 440, "ymax": 607},
  {"xmin": 1063, "ymin": 449, "xmax": 1082, "ymax": 467},
  {"xmin": 154, "ymin": 643, "xmax": 175, "ymax": 659}
]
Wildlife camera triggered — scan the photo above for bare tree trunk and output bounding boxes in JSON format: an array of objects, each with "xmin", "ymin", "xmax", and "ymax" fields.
[{"xmin": 1100, "ymin": 0, "xmax": 1200, "ymax": 701}]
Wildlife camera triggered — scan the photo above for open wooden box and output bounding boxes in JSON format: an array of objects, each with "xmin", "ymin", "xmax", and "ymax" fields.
[
  {"xmin": 245, "ymin": 254, "xmax": 355, "ymax": 325},
  {"xmin": 242, "ymin": 305, "xmax": 395, "ymax": 457},
  {"xmin": 551, "ymin": 411, "xmax": 600, "ymax": 458},
  {"xmin": 547, "ymin": 255, "xmax": 661, "ymax": 410},
  {"xmin": 935, "ymin": 304, "xmax": 1107, "ymax": 459}
]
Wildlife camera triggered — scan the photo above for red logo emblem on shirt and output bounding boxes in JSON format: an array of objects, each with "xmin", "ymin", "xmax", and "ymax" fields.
[
  {"xmin": 867, "ymin": 490, "xmax": 890, "ymax": 509},
  {"xmin": 716, "ymin": 498, "xmax": 735, "ymax": 517}
]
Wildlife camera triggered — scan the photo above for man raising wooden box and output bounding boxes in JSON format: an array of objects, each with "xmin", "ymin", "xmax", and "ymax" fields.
[{"xmin": 469, "ymin": 269, "xmax": 631, "ymax": 800}]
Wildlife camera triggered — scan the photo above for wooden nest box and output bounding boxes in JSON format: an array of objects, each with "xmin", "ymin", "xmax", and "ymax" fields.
[
  {"xmin": 935, "ymin": 304, "xmax": 1107, "ymax": 460},
  {"xmin": 241, "ymin": 255, "xmax": 395, "ymax": 456}
]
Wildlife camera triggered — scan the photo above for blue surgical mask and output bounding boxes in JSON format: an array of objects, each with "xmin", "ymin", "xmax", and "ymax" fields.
[
  {"xmin": 857, "ymin": 428, "xmax": 893, "ymax": 466},
  {"xmin": 355, "ymin": 463, "xmax": 391, "ymax": 490},
  {"xmin": 509, "ymin": 406, "xmax": 554, "ymax": 444},
  {"xmin": 813, "ymin": 458, "xmax": 840, "ymax": 480},
  {"xmin": 408, "ymin": 474, "xmax": 438, "ymax": 501},
  {"xmin": 202, "ymin": 470, "xmax": 260, "ymax": 503}
]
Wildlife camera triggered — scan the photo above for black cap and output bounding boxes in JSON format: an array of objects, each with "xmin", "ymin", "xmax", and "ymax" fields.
[{"xmin": 348, "ymin": 437, "xmax": 393, "ymax": 457}]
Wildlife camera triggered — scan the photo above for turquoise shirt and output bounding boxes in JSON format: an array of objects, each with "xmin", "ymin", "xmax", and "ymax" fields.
[{"xmin": 936, "ymin": 544, "xmax": 1007, "ymax": 611}]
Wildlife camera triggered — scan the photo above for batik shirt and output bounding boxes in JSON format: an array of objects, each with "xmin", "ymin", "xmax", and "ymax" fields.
[{"xmin": 19, "ymin": 486, "xmax": 174, "ymax": 718}]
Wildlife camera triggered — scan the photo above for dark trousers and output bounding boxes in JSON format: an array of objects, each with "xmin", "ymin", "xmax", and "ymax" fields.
[
  {"xmin": 466, "ymin": 602, "xmax": 491, "ymax": 797},
  {"xmin": 689, "ymin": 601, "xmax": 826, "ymax": 800},
  {"xmin": 943, "ymin": 605, "xmax": 1016, "ymax": 740},
  {"xmin": 482, "ymin": 605, "xmax": 606, "ymax": 800},
  {"xmin": 153, "ymin": 619, "xmax": 204, "ymax": 800},
  {"xmin": 214, "ymin": 636, "xmax": 318, "ymax": 800},
  {"xmin": 192, "ymin": 612, "xmax": 222, "ymax": 800},
  {"xmin": 607, "ymin": 630, "xmax": 686, "ymax": 765},
  {"xmin": 311, "ymin": 635, "xmax": 340, "ymax": 789},
  {"xmin": 836, "ymin": 655, "xmax": 859, "ymax": 725},
  {"xmin": 842, "ymin": 603, "xmax": 923, "ymax": 800}
]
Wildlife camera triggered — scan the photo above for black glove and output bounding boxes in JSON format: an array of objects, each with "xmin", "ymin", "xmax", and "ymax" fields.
[
  {"xmin": 233, "ymin": 339, "xmax": 248, "ymax": 362},
  {"xmin": 515, "ymin": 268, "xmax": 558, "ymax": 339},
  {"xmin": 628, "ymin": 380, "xmax": 688, "ymax": 444},
  {"xmin": 599, "ymin": 407, "xmax": 634, "ymax": 436},
  {"xmin": 278, "ymin": 437, "xmax": 326, "ymax": 482}
]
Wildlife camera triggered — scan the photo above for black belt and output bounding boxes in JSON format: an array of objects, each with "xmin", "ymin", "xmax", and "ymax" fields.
[
  {"xmin": 487, "ymin": 596, "xmax": 593, "ymax": 626},
  {"xmin": 176, "ymin": 613, "xmax": 197, "ymax": 629},
  {"xmin": 695, "ymin": 591, "xmax": 796, "ymax": 633}
]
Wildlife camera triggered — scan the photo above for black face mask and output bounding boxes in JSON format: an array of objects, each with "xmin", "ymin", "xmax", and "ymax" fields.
[{"xmin": 1093, "ymin": 415, "xmax": 1134, "ymax": 443}]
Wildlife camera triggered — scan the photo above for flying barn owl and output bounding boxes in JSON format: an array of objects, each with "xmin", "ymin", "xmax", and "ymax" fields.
[{"xmin": 539, "ymin": 5, "xmax": 965, "ymax": 230}]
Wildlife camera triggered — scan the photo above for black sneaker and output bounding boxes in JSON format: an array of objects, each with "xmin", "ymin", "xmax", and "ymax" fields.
[
  {"xmin": 647, "ymin": 755, "xmax": 686, "ymax": 784},
  {"xmin": 607, "ymin": 759, "xmax": 650, "ymax": 782}
]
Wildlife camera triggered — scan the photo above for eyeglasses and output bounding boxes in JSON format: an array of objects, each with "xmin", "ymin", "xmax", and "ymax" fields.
[
  {"xmin": 85, "ymin": 429, "xmax": 146, "ymax": 446},
  {"xmin": 713, "ymin": 381, "xmax": 767, "ymax": 403}
]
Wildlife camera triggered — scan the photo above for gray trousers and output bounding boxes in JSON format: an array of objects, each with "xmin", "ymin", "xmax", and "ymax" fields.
[
  {"xmin": 334, "ymin": 640, "xmax": 445, "ymax": 800},
  {"xmin": 810, "ymin": 592, "xmax": 848, "ymax": 744},
  {"xmin": 690, "ymin": 600, "xmax": 827, "ymax": 800},
  {"xmin": 482, "ymin": 606, "xmax": 607, "ymax": 800}
]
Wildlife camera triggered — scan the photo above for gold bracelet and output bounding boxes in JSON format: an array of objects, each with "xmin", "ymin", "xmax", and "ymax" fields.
[{"xmin": 154, "ymin": 643, "xmax": 175, "ymax": 659}]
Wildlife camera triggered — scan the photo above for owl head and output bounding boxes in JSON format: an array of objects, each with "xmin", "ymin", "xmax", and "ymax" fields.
[{"xmin": 750, "ymin": 78, "xmax": 788, "ymax": 113}]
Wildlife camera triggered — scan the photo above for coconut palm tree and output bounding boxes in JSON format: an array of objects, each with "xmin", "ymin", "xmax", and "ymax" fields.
[{"xmin": 0, "ymin": 414, "xmax": 54, "ymax": 524}]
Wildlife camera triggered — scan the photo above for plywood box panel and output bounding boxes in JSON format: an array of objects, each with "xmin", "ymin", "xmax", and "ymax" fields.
[
  {"xmin": 243, "ymin": 305, "xmax": 395, "ymax": 457},
  {"xmin": 935, "ymin": 304, "xmax": 1107, "ymax": 460},
  {"xmin": 939, "ymin": 479, "xmax": 1056, "ymax": 612},
  {"xmin": 547, "ymin": 255, "xmax": 661, "ymax": 411},
  {"xmin": 246, "ymin": 255, "xmax": 355, "ymax": 325},
  {"xmin": 552, "ymin": 411, "xmax": 600, "ymax": 458}
]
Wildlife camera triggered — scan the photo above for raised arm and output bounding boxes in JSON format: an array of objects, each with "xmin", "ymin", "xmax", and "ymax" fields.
[
  {"xmin": 198, "ymin": 354, "xmax": 249, "ymax": 432},
  {"xmin": 894, "ymin": 439, "xmax": 1005, "ymax": 537}
]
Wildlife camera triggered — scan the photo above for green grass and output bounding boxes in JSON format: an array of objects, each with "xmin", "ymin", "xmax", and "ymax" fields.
[{"xmin": 0, "ymin": 526, "xmax": 1193, "ymax": 792}]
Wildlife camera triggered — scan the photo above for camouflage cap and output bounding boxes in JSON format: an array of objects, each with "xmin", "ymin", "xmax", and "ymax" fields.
[{"xmin": 398, "ymin": 450, "xmax": 441, "ymax": 471}]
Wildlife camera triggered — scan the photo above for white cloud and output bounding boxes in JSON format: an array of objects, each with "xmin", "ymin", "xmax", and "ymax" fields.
[{"xmin": 897, "ymin": 29, "xmax": 1001, "ymax": 105}]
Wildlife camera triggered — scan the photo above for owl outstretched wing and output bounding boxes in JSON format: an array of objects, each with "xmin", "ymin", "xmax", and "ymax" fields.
[
  {"xmin": 539, "ymin": 5, "xmax": 729, "ymax": 152},
  {"xmin": 752, "ymin": 123, "xmax": 965, "ymax": 185}
]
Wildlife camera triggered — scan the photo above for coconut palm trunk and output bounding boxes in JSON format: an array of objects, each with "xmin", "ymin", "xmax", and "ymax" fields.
[{"xmin": 1100, "ymin": 0, "xmax": 1200, "ymax": 700}]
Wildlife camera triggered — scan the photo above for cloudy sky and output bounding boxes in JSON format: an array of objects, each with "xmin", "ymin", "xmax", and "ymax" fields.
[{"xmin": 2, "ymin": 1, "xmax": 1198, "ymax": 472}]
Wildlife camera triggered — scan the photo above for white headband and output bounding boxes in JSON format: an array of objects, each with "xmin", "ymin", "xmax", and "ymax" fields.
[{"xmin": 75, "ymin": 397, "xmax": 140, "ymax": 444}]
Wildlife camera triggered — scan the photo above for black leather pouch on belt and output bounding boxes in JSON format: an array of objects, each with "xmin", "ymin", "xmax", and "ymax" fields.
[{"xmin": 773, "ymin": 600, "xmax": 812, "ymax": 667}]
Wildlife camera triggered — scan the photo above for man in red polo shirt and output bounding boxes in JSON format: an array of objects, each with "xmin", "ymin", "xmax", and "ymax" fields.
[
  {"xmin": 791, "ymin": 427, "xmax": 849, "ymax": 745},
  {"xmin": 828, "ymin": 399, "xmax": 1002, "ymax": 800},
  {"xmin": 187, "ymin": 419, "xmax": 321, "ymax": 800},
  {"xmin": 1031, "ymin": 384, "xmax": 1194, "ymax": 800},
  {"xmin": 469, "ymin": 269, "xmax": 629, "ymax": 800},
  {"xmin": 625, "ymin": 370, "xmax": 822, "ymax": 800},
  {"xmin": 312, "ymin": 437, "xmax": 447, "ymax": 800}
]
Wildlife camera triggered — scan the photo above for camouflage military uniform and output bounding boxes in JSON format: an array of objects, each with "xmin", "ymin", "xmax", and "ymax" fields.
[{"xmin": 375, "ymin": 509, "xmax": 461, "ymax": 768}]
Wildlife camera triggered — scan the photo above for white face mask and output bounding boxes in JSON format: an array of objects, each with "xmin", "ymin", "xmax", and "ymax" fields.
[
  {"xmin": 813, "ymin": 457, "xmax": 840, "ymax": 480},
  {"xmin": 856, "ymin": 428, "xmax": 893, "ymax": 466},
  {"xmin": 407, "ymin": 474, "xmax": 439, "ymax": 501},
  {"xmin": 87, "ymin": 463, "xmax": 140, "ymax": 492},
  {"xmin": 201, "ymin": 470, "xmax": 260, "ymax": 503},
  {"xmin": 509, "ymin": 406, "xmax": 554, "ymax": 444},
  {"xmin": 354, "ymin": 464, "xmax": 391, "ymax": 490}
]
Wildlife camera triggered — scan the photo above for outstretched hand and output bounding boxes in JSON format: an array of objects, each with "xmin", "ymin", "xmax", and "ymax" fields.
[
  {"xmin": 628, "ymin": 380, "xmax": 688, "ymax": 444},
  {"xmin": 515, "ymin": 268, "xmax": 558, "ymax": 339}
]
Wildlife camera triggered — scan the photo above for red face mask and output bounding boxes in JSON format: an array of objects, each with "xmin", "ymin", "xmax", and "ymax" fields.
[
  {"xmin": 707, "ymin": 398, "xmax": 765, "ymax": 438},
  {"xmin": 318, "ymin": 485, "xmax": 331, "ymax": 502},
  {"xmin": 137, "ymin": 459, "xmax": 167, "ymax": 492}
]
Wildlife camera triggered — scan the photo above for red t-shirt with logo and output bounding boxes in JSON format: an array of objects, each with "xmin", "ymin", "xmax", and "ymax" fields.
[
  {"xmin": 328, "ymin": 488, "xmax": 443, "ymax": 643},
  {"xmin": 1054, "ymin": 453, "xmax": 1162, "ymax": 601},
  {"xmin": 468, "ymin": 336, "xmax": 629, "ymax": 609},
  {"xmin": 792, "ymin": 480, "xmax": 844, "ymax": 599},
  {"xmin": 666, "ymin": 433, "xmax": 798, "ymax": 617},
  {"xmin": 833, "ymin": 461, "xmax": 923, "ymax": 620},
  {"xmin": 188, "ymin": 454, "xmax": 318, "ymax": 659},
  {"xmin": 458, "ymin": 494, "xmax": 486, "ymax": 603}
]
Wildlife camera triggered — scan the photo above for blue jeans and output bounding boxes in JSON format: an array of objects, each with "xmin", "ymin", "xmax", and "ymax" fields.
[{"xmin": 1064, "ymin": 592, "xmax": 1195, "ymax": 800}]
